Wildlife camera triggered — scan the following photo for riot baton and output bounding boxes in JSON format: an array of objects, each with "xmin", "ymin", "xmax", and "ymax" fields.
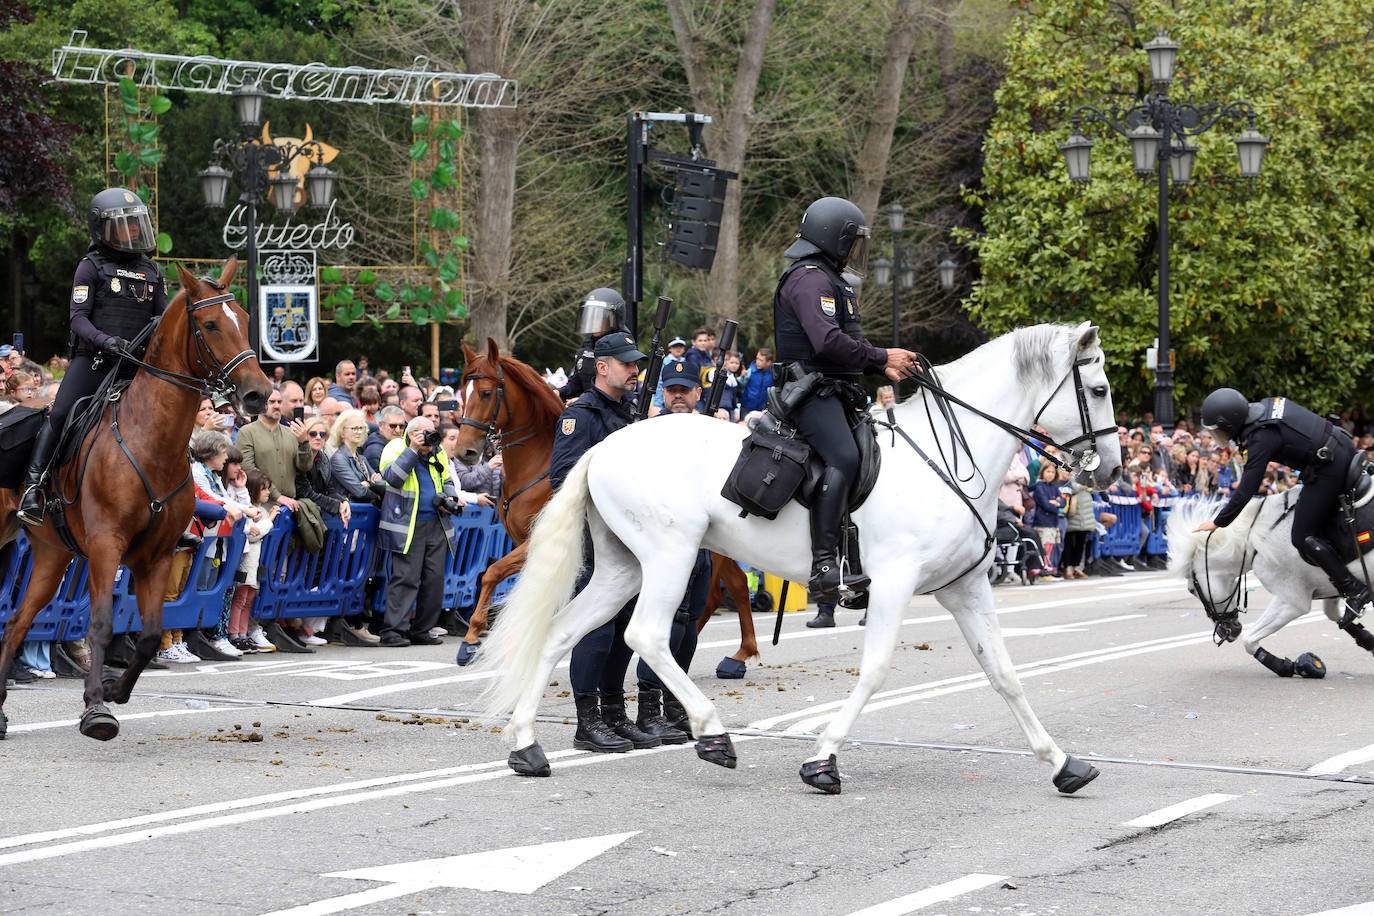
[
  {"xmin": 702, "ymin": 319, "xmax": 739, "ymax": 417},
  {"xmin": 634, "ymin": 295, "xmax": 674, "ymax": 422},
  {"xmin": 771, "ymin": 580, "xmax": 789, "ymax": 645}
]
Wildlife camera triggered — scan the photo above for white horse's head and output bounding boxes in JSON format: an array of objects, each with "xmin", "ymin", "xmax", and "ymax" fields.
[
  {"xmin": 1167, "ymin": 496, "xmax": 1262, "ymax": 626},
  {"xmin": 1015, "ymin": 322, "xmax": 1121, "ymax": 490}
]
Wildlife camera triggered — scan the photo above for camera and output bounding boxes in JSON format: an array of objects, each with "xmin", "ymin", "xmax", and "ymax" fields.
[
  {"xmin": 433, "ymin": 493, "xmax": 463, "ymax": 514},
  {"xmin": 421, "ymin": 428, "xmax": 442, "ymax": 449}
]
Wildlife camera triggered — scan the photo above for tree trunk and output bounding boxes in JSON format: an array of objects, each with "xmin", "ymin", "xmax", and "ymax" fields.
[
  {"xmin": 853, "ymin": 0, "xmax": 924, "ymax": 222},
  {"xmin": 933, "ymin": 0, "xmax": 960, "ymax": 115}
]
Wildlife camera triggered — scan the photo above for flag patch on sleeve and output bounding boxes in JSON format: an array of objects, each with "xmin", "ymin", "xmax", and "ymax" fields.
[
  {"xmin": 819, "ymin": 296, "xmax": 836, "ymax": 316},
  {"xmin": 561, "ymin": 418, "xmax": 576, "ymax": 435}
]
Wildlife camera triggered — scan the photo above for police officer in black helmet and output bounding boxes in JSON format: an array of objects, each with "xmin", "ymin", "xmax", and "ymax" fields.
[
  {"xmin": 17, "ymin": 188, "xmax": 168, "ymax": 524},
  {"xmin": 774, "ymin": 197, "xmax": 919, "ymax": 599},
  {"xmin": 1194, "ymin": 388, "xmax": 1372, "ymax": 620},
  {"xmin": 557, "ymin": 287, "xmax": 628, "ymax": 401}
]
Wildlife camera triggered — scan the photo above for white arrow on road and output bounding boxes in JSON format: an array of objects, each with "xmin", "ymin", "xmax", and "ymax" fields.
[
  {"xmin": 999, "ymin": 613, "xmax": 1145, "ymax": 637},
  {"xmin": 263, "ymin": 831, "xmax": 640, "ymax": 916}
]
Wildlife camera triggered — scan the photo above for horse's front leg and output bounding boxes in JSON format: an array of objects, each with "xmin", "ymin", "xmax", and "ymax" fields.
[
  {"xmin": 937, "ymin": 576, "xmax": 1098, "ymax": 794},
  {"xmin": 1242, "ymin": 595, "xmax": 1326, "ymax": 678},
  {"xmin": 0, "ymin": 543, "xmax": 72, "ymax": 739},
  {"xmin": 103, "ymin": 551, "xmax": 177, "ymax": 706},
  {"xmin": 457, "ymin": 541, "xmax": 528, "ymax": 666},
  {"xmin": 80, "ymin": 546, "xmax": 128, "ymax": 740}
]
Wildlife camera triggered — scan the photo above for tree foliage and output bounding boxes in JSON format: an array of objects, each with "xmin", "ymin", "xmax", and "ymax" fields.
[{"xmin": 969, "ymin": 0, "xmax": 1374, "ymax": 414}]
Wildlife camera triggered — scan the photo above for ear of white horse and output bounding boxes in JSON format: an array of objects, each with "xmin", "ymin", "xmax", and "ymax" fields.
[{"xmin": 1075, "ymin": 323, "xmax": 1100, "ymax": 352}]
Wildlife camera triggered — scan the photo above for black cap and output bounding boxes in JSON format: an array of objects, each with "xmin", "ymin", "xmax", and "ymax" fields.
[
  {"xmin": 661, "ymin": 360, "xmax": 698, "ymax": 388},
  {"xmin": 593, "ymin": 332, "xmax": 646, "ymax": 361}
]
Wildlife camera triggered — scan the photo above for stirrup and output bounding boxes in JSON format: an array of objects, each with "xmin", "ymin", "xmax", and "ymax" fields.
[{"xmin": 16, "ymin": 487, "xmax": 46, "ymax": 525}]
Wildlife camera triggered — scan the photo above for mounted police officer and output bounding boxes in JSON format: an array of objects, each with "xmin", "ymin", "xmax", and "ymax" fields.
[
  {"xmin": 1194, "ymin": 388, "xmax": 1373, "ymax": 620},
  {"xmin": 773, "ymin": 197, "xmax": 919, "ymax": 599},
  {"xmin": 557, "ymin": 287, "xmax": 628, "ymax": 402},
  {"xmin": 17, "ymin": 188, "xmax": 168, "ymax": 524}
]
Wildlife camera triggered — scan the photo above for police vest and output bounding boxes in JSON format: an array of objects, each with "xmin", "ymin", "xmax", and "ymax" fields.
[
  {"xmin": 573, "ymin": 335, "xmax": 598, "ymax": 387},
  {"xmin": 76, "ymin": 248, "xmax": 159, "ymax": 355},
  {"xmin": 772, "ymin": 256, "xmax": 864, "ymax": 376},
  {"xmin": 1242, "ymin": 397, "xmax": 1332, "ymax": 469}
]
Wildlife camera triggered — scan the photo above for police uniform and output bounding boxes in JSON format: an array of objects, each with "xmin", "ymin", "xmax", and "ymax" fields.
[
  {"xmin": 551, "ymin": 332, "xmax": 662, "ymax": 752},
  {"xmin": 19, "ymin": 188, "xmax": 168, "ymax": 524},
  {"xmin": 557, "ymin": 287, "xmax": 628, "ymax": 402},
  {"xmin": 555, "ymin": 334, "xmax": 601, "ymax": 402}
]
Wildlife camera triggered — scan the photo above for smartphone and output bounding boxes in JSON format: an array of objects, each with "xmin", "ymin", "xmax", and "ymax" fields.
[
  {"xmin": 292, "ymin": 406, "xmax": 305, "ymax": 422},
  {"xmin": 216, "ymin": 413, "xmax": 236, "ymax": 429},
  {"xmin": 11, "ymin": 333, "xmax": 21, "ymax": 354},
  {"xmin": 436, "ymin": 399, "xmax": 458, "ymax": 412}
]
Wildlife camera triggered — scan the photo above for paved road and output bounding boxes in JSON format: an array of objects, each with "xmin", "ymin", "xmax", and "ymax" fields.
[{"xmin": 2, "ymin": 569, "xmax": 1372, "ymax": 915}]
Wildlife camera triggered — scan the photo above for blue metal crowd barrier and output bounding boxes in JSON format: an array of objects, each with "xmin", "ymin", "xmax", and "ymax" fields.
[
  {"xmin": 369, "ymin": 504, "xmax": 518, "ymax": 616},
  {"xmin": 0, "ymin": 535, "xmax": 91, "ymax": 642},
  {"xmin": 253, "ymin": 505, "xmax": 379, "ymax": 621},
  {"xmin": 1098, "ymin": 496, "xmax": 1143, "ymax": 557}
]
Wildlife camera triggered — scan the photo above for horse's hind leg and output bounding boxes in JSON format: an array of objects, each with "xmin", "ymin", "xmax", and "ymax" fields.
[
  {"xmin": 1243, "ymin": 596, "xmax": 1323, "ymax": 678},
  {"xmin": 102, "ymin": 554, "xmax": 174, "ymax": 706},
  {"xmin": 0, "ymin": 544, "xmax": 72, "ymax": 739},
  {"xmin": 937, "ymin": 578, "xmax": 1097, "ymax": 794},
  {"xmin": 458, "ymin": 542, "xmax": 528, "ymax": 665}
]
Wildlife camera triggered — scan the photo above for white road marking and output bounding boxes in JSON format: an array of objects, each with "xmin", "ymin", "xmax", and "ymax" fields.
[
  {"xmin": 265, "ymin": 832, "xmax": 640, "ymax": 916},
  {"xmin": 1308, "ymin": 744, "xmax": 1374, "ymax": 776},
  {"xmin": 1000, "ymin": 613, "xmax": 1145, "ymax": 636},
  {"xmin": 1123, "ymin": 793, "xmax": 1239, "ymax": 828},
  {"xmin": 845, "ymin": 873, "xmax": 1009, "ymax": 915},
  {"xmin": 1300, "ymin": 904, "xmax": 1374, "ymax": 916}
]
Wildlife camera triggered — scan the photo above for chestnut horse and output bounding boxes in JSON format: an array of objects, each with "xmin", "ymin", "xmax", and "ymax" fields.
[
  {"xmin": 0, "ymin": 257, "xmax": 270, "ymax": 740},
  {"xmin": 452, "ymin": 339, "xmax": 759, "ymax": 669}
]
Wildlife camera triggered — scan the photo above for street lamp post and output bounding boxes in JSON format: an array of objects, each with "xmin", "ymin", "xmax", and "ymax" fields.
[
  {"xmin": 198, "ymin": 84, "xmax": 339, "ymax": 358},
  {"xmin": 1059, "ymin": 28, "xmax": 1268, "ymax": 429}
]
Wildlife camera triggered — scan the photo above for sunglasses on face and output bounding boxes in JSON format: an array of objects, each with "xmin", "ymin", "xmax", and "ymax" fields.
[
  {"xmin": 387, "ymin": 422, "xmax": 405, "ymax": 430},
  {"xmin": 308, "ymin": 430, "xmax": 328, "ymax": 439}
]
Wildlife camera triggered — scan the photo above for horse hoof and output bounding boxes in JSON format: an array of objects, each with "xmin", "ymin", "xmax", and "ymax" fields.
[
  {"xmin": 715, "ymin": 657, "xmax": 747, "ymax": 679},
  {"xmin": 800, "ymin": 754, "xmax": 841, "ymax": 794},
  {"xmin": 79, "ymin": 704, "xmax": 119, "ymax": 741},
  {"xmin": 695, "ymin": 733, "xmax": 737, "ymax": 769},
  {"xmin": 1295, "ymin": 652, "xmax": 1326, "ymax": 679},
  {"xmin": 508, "ymin": 742, "xmax": 551, "ymax": 777},
  {"xmin": 454, "ymin": 641, "xmax": 480, "ymax": 667},
  {"xmin": 0, "ymin": 708, "xmax": 8, "ymax": 740},
  {"xmin": 1053, "ymin": 754, "xmax": 1099, "ymax": 794}
]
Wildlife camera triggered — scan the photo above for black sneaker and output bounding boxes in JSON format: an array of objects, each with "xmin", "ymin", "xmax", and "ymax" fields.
[
  {"xmin": 407, "ymin": 632, "xmax": 442, "ymax": 646},
  {"xmin": 378, "ymin": 634, "xmax": 410, "ymax": 647}
]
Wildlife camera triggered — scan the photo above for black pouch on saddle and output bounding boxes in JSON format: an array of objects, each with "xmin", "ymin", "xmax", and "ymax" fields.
[
  {"xmin": 721, "ymin": 418, "xmax": 811, "ymax": 520},
  {"xmin": 0, "ymin": 406, "xmax": 47, "ymax": 489}
]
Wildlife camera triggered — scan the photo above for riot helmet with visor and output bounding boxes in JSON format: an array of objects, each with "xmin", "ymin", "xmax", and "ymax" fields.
[
  {"xmin": 88, "ymin": 188, "xmax": 155, "ymax": 255},
  {"xmin": 575, "ymin": 287, "xmax": 627, "ymax": 336},
  {"xmin": 783, "ymin": 197, "xmax": 871, "ymax": 278},
  {"xmin": 1201, "ymin": 387, "xmax": 1251, "ymax": 447}
]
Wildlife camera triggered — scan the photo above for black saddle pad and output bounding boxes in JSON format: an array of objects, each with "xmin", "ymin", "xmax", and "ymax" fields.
[
  {"xmin": 1325, "ymin": 496, "xmax": 1374, "ymax": 564},
  {"xmin": 795, "ymin": 415, "xmax": 881, "ymax": 513},
  {"xmin": 0, "ymin": 406, "xmax": 47, "ymax": 490}
]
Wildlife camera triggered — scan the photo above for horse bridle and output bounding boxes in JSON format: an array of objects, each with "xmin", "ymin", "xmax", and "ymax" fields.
[
  {"xmin": 458, "ymin": 360, "xmax": 548, "ymax": 514},
  {"xmin": 1191, "ymin": 509, "xmax": 1264, "ymax": 645}
]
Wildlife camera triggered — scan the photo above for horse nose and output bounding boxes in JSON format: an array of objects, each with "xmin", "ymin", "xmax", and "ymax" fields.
[
  {"xmin": 241, "ymin": 389, "xmax": 266, "ymax": 416},
  {"xmin": 460, "ymin": 447, "xmax": 480, "ymax": 466}
]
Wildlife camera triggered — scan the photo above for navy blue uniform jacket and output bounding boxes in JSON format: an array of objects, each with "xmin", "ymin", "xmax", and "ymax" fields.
[{"xmin": 549, "ymin": 386, "xmax": 634, "ymax": 490}]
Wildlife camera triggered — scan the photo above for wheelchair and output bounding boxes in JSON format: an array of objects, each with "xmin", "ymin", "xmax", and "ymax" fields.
[{"xmin": 989, "ymin": 522, "xmax": 1044, "ymax": 586}]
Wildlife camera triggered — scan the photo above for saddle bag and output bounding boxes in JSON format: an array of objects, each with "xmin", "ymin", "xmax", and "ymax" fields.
[
  {"xmin": 0, "ymin": 405, "xmax": 47, "ymax": 490},
  {"xmin": 721, "ymin": 419, "xmax": 811, "ymax": 520}
]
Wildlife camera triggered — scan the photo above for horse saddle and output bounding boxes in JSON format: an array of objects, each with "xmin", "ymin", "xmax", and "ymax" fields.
[
  {"xmin": 0, "ymin": 406, "xmax": 47, "ymax": 490},
  {"xmin": 1327, "ymin": 453, "xmax": 1374, "ymax": 563}
]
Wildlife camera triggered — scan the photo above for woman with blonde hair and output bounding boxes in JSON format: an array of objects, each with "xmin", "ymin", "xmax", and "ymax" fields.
[{"xmin": 303, "ymin": 376, "xmax": 329, "ymax": 410}]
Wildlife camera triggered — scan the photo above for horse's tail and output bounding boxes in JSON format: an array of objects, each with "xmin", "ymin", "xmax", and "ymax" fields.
[{"xmin": 475, "ymin": 449, "xmax": 593, "ymax": 719}]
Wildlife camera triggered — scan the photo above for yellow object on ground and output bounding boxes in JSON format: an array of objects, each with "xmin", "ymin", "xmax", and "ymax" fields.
[{"xmin": 761, "ymin": 572, "xmax": 808, "ymax": 612}]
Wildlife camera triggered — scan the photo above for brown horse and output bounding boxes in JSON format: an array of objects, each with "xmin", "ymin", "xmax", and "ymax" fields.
[
  {"xmin": 0, "ymin": 257, "xmax": 270, "ymax": 740},
  {"xmin": 452, "ymin": 338, "xmax": 759, "ymax": 670}
]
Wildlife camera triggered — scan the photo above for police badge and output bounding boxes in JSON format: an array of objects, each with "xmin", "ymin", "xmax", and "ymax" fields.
[
  {"xmin": 110, "ymin": 277, "xmax": 121, "ymax": 294},
  {"xmin": 819, "ymin": 296, "xmax": 836, "ymax": 317},
  {"xmin": 561, "ymin": 418, "xmax": 576, "ymax": 435}
]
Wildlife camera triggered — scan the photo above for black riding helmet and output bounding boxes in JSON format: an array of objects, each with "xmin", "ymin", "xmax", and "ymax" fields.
[
  {"xmin": 87, "ymin": 187, "xmax": 155, "ymax": 255},
  {"xmin": 784, "ymin": 197, "xmax": 871, "ymax": 278},
  {"xmin": 575, "ymin": 287, "xmax": 627, "ymax": 337},
  {"xmin": 1201, "ymin": 387, "xmax": 1251, "ymax": 445}
]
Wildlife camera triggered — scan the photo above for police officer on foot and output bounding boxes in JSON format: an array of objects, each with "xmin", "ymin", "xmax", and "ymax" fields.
[
  {"xmin": 1194, "ymin": 389, "xmax": 1373, "ymax": 621},
  {"xmin": 551, "ymin": 331, "xmax": 662, "ymax": 752},
  {"xmin": 18, "ymin": 188, "xmax": 168, "ymax": 524},
  {"xmin": 558, "ymin": 287, "xmax": 628, "ymax": 402},
  {"xmin": 774, "ymin": 197, "xmax": 919, "ymax": 599}
]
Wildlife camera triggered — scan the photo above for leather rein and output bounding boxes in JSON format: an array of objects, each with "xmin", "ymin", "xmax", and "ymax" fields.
[{"xmin": 458, "ymin": 360, "xmax": 548, "ymax": 514}]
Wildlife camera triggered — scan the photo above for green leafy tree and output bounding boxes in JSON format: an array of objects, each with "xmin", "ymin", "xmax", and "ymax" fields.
[{"xmin": 968, "ymin": 0, "xmax": 1374, "ymax": 415}]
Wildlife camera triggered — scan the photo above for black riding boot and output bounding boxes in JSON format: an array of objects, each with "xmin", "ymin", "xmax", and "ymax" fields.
[
  {"xmin": 572, "ymin": 695, "xmax": 632, "ymax": 753},
  {"xmin": 808, "ymin": 468, "xmax": 870, "ymax": 601},
  {"xmin": 17, "ymin": 419, "xmax": 60, "ymax": 526},
  {"xmin": 600, "ymin": 695, "xmax": 661, "ymax": 749},
  {"xmin": 636, "ymin": 687, "xmax": 689, "ymax": 744},
  {"xmin": 661, "ymin": 691, "xmax": 692, "ymax": 739},
  {"xmin": 1303, "ymin": 535, "xmax": 1373, "ymax": 623}
]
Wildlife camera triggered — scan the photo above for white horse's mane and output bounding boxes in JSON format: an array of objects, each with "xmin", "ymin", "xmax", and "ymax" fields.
[
  {"xmin": 1166, "ymin": 494, "xmax": 1274, "ymax": 580},
  {"xmin": 926, "ymin": 324, "xmax": 1087, "ymax": 399}
]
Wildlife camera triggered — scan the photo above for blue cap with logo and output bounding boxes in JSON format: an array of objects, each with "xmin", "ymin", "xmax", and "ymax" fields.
[
  {"xmin": 593, "ymin": 332, "xmax": 646, "ymax": 361},
  {"xmin": 660, "ymin": 360, "xmax": 698, "ymax": 388}
]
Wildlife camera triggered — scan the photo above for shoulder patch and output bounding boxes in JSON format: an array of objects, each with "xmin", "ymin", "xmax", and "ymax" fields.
[
  {"xmin": 73, "ymin": 285, "xmax": 89, "ymax": 304},
  {"xmin": 1269, "ymin": 398, "xmax": 1286, "ymax": 419},
  {"xmin": 819, "ymin": 296, "xmax": 836, "ymax": 317},
  {"xmin": 561, "ymin": 418, "xmax": 577, "ymax": 435}
]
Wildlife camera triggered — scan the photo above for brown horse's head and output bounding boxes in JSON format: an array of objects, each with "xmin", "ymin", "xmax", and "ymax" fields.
[
  {"xmin": 456, "ymin": 338, "xmax": 505, "ymax": 466},
  {"xmin": 173, "ymin": 257, "xmax": 271, "ymax": 416}
]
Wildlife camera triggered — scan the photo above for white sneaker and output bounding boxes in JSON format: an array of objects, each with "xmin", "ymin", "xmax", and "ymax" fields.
[
  {"xmin": 33, "ymin": 668, "xmax": 56, "ymax": 679},
  {"xmin": 171, "ymin": 642, "xmax": 201, "ymax": 663},
  {"xmin": 248, "ymin": 628, "xmax": 277, "ymax": 652},
  {"xmin": 428, "ymin": 627, "xmax": 448, "ymax": 638},
  {"xmin": 212, "ymin": 637, "xmax": 243, "ymax": 657},
  {"xmin": 155, "ymin": 648, "xmax": 179, "ymax": 663},
  {"xmin": 301, "ymin": 635, "xmax": 327, "ymax": 646}
]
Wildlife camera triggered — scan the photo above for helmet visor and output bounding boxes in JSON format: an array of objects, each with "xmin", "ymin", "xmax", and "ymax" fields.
[
  {"xmin": 843, "ymin": 227, "xmax": 871, "ymax": 279},
  {"xmin": 1204, "ymin": 423, "xmax": 1232, "ymax": 448},
  {"xmin": 100, "ymin": 206, "xmax": 155, "ymax": 253},
  {"xmin": 576, "ymin": 299, "xmax": 619, "ymax": 336}
]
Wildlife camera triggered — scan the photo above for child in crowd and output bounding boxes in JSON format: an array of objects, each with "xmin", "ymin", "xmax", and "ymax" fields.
[
  {"xmin": 739, "ymin": 347, "xmax": 774, "ymax": 415},
  {"xmin": 228, "ymin": 469, "xmax": 280, "ymax": 654},
  {"xmin": 1030, "ymin": 461, "xmax": 1065, "ymax": 577},
  {"xmin": 708, "ymin": 351, "xmax": 742, "ymax": 421}
]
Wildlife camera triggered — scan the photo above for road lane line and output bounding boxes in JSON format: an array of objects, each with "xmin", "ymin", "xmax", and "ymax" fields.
[
  {"xmin": 1300, "ymin": 904, "xmax": 1374, "ymax": 916},
  {"xmin": 1308, "ymin": 744, "xmax": 1374, "ymax": 776},
  {"xmin": 1123, "ymin": 793, "xmax": 1240, "ymax": 828},
  {"xmin": 846, "ymin": 873, "xmax": 1009, "ymax": 915}
]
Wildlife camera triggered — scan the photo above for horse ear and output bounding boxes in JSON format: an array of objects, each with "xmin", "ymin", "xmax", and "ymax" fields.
[
  {"xmin": 174, "ymin": 262, "xmax": 198, "ymax": 295},
  {"xmin": 1075, "ymin": 322, "xmax": 1100, "ymax": 352},
  {"xmin": 220, "ymin": 255, "xmax": 240, "ymax": 288},
  {"xmin": 486, "ymin": 337, "xmax": 501, "ymax": 364},
  {"xmin": 461, "ymin": 340, "xmax": 477, "ymax": 365}
]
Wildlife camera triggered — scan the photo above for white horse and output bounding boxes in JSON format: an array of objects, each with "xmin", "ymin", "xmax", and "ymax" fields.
[
  {"xmin": 474, "ymin": 323, "xmax": 1122, "ymax": 794},
  {"xmin": 1167, "ymin": 490, "xmax": 1374, "ymax": 677}
]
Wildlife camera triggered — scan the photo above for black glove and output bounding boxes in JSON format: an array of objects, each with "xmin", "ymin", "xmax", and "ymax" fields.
[{"xmin": 100, "ymin": 336, "xmax": 129, "ymax": 356}]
